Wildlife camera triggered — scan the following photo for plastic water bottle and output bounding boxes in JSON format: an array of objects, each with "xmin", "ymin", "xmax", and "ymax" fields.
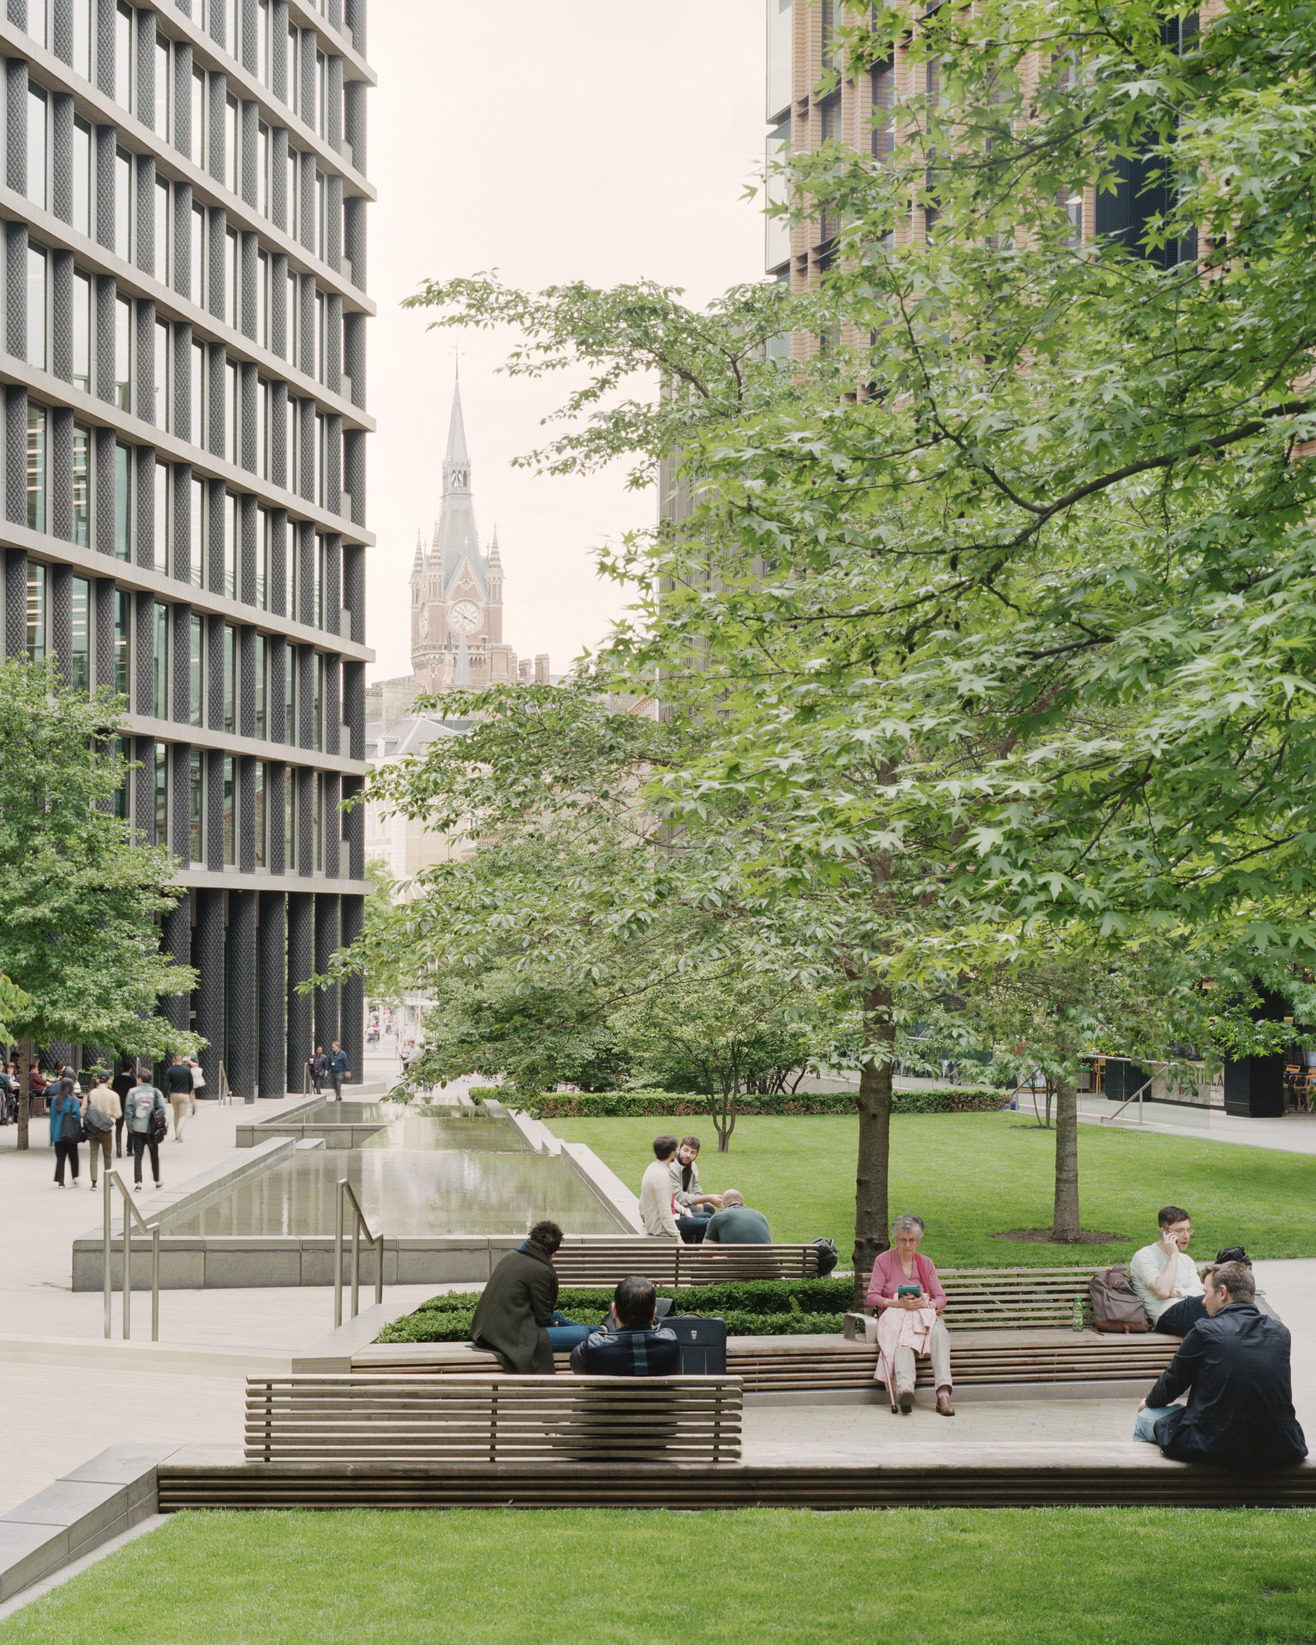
[{"xmin": 1072, "ymin": 1294, "xmax": 1084, "ymax": 1332}]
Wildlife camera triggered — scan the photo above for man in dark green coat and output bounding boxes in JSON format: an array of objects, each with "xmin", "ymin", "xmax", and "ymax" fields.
[{"xmin": 471, "ymin": 1220, "xmax": 563, "ymax": 1373}]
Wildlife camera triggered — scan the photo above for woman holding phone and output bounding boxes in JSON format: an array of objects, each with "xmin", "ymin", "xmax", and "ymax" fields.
[{"xmin": 866, "ymin": 1214, "xmax": 954, "ymax": 1416}]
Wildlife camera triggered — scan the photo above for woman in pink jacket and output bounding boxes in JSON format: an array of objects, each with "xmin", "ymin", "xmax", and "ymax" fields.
[{"xmin": 865, "ymin": 1214, "xmax": 954, "ymax": 1416}]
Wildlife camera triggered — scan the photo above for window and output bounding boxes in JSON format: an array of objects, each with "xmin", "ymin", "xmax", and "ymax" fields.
[
  {"xmin": 314, "ymin": 170, "xmax": 325, "ymax": 260},
  {"xmin": 189, "ymin": 474, "xmax": 205, "ymax": 588},
  {"xmin": 287, "ymin": 395, "xmax": 299, "ymax": 495},
  {"xmin": 256, "ymin": 0, "xmax": 269, "ymax": 85},
  {"xmin": 189, "ymin": 749, "xmax": 203, "ymax": 860},
  {"xmin": 114, "ymin": 295, "xmax": 131, "ymax": 410},
  {"xmin": 27, "ymin": 86, "xmax": 47, "ymax": 210},
  {"xmin": 257, "ymin": 506, "xmax": 270, "ymax": 607},
  {"xmin": 70, "ymin": 578, "xmax": 90, "ymax": 695},
  {"xmin": 225, "ymin": 227, "xmax": 239, "ymax": 330},
  {"xmin": 190, "ymin": 201, "xmax": 205, "ymax": 307},
  {"xmin": 314, "ymin": 413, "xmax": 326, "ymax": 508},
  {"xmin": 225, "ymin": 95, "xmax": 239, "ymax": 195},
  {"xmin": 220, "ymin": 753, "xmax": 233, "ymax": 861},
  {"xmin": 26, "ymin": 403, "xmax": 46, "ymax": 533},
  {"xmin": 286, "ymin": 148, "xmax": 298, "ymax": 240},
  {"xmin": 26, "ymin": 562, "xmax": 46, "ymax": 661},
  {"xmin": 257, "ymin": 250, "xmax": 269, "ymax": 347},
  {"xmin": 190, "ymin": 66, "xmax": 206, "ymax": 170},
  {"xmin": 189, "ymin": 613, "xmax": 203, "ymax": 727},
  {"xmin": 285, "ymin": 643, "xmax": 296, "ymax": 745},
  {"xmin": 190, "ymin": 337, "xmax": 205, "ymax": 447},
  {"xmin": 256, "ymin": 379, "xmax": 269, "ymax": 480},
  {"xmin": 314, "ymin": 288, "xmax": 325, "ymax": 382},
  {"xmin": 115, "ymin": 0, "xmax": 133, "ymax": 112},
  {"xmin": 72, "ymin": 270, "xmax": 92, "ymax": 392},
  {"xmin": 154, "ymin": 318, "xmax": 170, "ymax": 430},
  {"xmin": 154, "ymin": 743, "xmax": 168, "ymax": 847},
  {"xmin": 114, "ymin": 593, "xmax": 130, "ymax": 697},
  {"xmin": 286, "ymin": 21, "xmax": 298, "ymax": 110},
  {"xmin": 286, "ymin": 270, "xmax": 299, "ymax": 365},
  {"xmin": 257, "ymin": 123, "xmax": 270, "ymax": 218},
  {"xmin": 72, "ymin": 117, "xmax": 92, "ymax": 237},
  {"xmin": 26, "ymin": 0, "xmax": 48, "ymax": 47},
  {"xmin": 72, "ymin": 424, "xmax": 91, "ymax": 546},
  {"xmin": 223, "ymin": 489, "xmax": 239, "ymax": 599},
  {"xmin": 154, "ymin": 177, "xmax": 170, "ymax": 285},
  {"xmin": 225, "ymin": 359, "xmax": 239, "ymax": 465},
  {"xmin": 114, "ymin": 441, "xmax": 132, "ymax": 559},
  {"xmin": 226, "ymin": 0, "xmax": 240, "ymax": 59},
  {"xmin": 254, "ymin": 634, "xmax": 267, "ymax": 738},
  {"xmin": 153, "ymin": 461, "xmax": 169, "ymax": 574},
  {"xmin": 253, "ymin": 760, "xmax": 266, "ymax": 866},
  {"xmin": 315, "ymin": 50, "xmax": 326, "ymax": 137},
  {"xmin": 154, "ymin": 32, "xmax": 170, "ymax": 138},
  {"xmin": 114, "ymin": 147, "xmax": 132, "ymax": 263},
  {"xmin": 153, "ymin": 602, "xmax": 168, "ymax": 718},
  {"xmin": 73, "ymin": 0, "xmax": 92, "ymax": 80},
  {"xmin": 288, "ymin": 519, "xmax": 299, "ymax": 616},
  {"xmin": 26, "ymin": 246, "xmax": 46, "ymax": 370},
  {"xmin": 223, "ymin": 625, "xmax": 236, "ymax": 733}
]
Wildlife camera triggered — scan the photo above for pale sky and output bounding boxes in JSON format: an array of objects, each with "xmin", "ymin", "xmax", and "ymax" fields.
[{"xmin": 365, "ymin": 1, "xmax": 767, "ymax": 682}]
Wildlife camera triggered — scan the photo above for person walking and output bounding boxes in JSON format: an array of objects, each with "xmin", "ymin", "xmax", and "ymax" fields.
[
  {"xmin": 188, "ymin": 1058, "xmax": 207, "ymax": 1101},
  {"xmin": 164, "ymin": 1055, "xmax": 195, "ymax": 1141},
  {"xmin": 309, "ymin": 1046, "xmax": 328, "ymax": 1095},
  {"xmin": 49, "ymin": 1078, "xmax": 83, "ymax": 1188},
  {"xmin": 124, "ymin": 1069, "xmax": 167, "ymax": 1192},
  {"xmin": 111, "ymin": 1057, "xmax": 136, "ymax": 1157},
  {"xmin": 327, "ymin": 1041, "xmax": 351, "ymax": 1101},
  {"xmin": 81, "ymin": 1072, "xmax": 120, "ymax": 1190}
]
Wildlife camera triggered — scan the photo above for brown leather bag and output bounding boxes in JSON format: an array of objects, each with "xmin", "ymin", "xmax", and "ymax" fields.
[{"xmin": 1089, "ymin": 1264, "xmax": 1149, "ymax": 1333}]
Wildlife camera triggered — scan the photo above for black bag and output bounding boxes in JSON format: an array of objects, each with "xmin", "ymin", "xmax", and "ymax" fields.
[
  {"xmin": 664, "ymin": 1315, "xmax": 728, "ymax": 1376},
  {"xmin": 58, "ymin": 1106, "xmax": 85, "ymax": 1144},
  {"xmin": 810, "ymin": 1236, "xmax": 840, "ymax": 1277},
  {"xmin": 149, "ymin": 1101, "xmax": 168, "ymax": 1143},
  {"xmin": 83, "ymin": 1104, "xmax": 113, "ymax": 1136}
]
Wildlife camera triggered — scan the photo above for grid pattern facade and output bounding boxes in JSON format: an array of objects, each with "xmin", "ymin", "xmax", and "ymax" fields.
[{"xmin": 3, "ymin": 0, "xmax": 374, "ymax": 1093}]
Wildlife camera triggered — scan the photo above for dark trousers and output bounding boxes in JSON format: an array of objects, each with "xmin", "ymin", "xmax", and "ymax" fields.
[
  {"xmin": 114, "ymin": 1116, "xmax": 125, "ymax": 1156},
  {"xmin": 1156, "ymin": 1296, "xmax": 1208, "ymax": 1337},
  {"xmin": 130, "ymin": 1132, "xmax": 160, "ymax": 1186},
  {"xmin": 330, "ymin": 1072, "xmax": 344, "ymax": 1100},
  {"xmin": 53, "ymin": 1139, "xmax": 79, "ymax": 1183},
  {"xmin": 676, "ymin": 1214, "xmax": 712, "ymax": 1245}
]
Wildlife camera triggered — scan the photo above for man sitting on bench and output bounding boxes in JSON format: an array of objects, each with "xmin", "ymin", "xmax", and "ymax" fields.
[
  {"xmin": 703, "ymin": 1189, "xmax": 771, "ymax": 1244},
  {"xmin": 570, "ymin": 1277, "xmax": 681, "ymax": 1376},
  {"xmin": 1133, "ymin": 1260, "xmax": 1307, "ymax": 1472},
  {"xmin": 1130, "ymin": 1205, "xmax": 1206, "ymax": 1336}
]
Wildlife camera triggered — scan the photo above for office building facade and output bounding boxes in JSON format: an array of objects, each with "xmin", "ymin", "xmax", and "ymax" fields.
[{"xmin": 3, "ymin": 0, "xmax": 375, "ymax": 1095}]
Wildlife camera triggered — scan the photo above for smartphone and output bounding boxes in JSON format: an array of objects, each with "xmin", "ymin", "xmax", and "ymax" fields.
[{"xmin": 897, "ymin": 1284, "xmax": 922, "ymax": 1298}]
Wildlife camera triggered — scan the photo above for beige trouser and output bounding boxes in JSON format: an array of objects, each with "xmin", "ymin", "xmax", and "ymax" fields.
[
  {"xmin": 891, "ymin": 1318, "xmax": 953, "ymax": 1398},
  {"xmin": 87, "ymin": 1131, "xmax": 112, "ymax": 1185},
  {"xmin": 170, "ymin": 1095, "xmax": 189, "ymax": 1139}
]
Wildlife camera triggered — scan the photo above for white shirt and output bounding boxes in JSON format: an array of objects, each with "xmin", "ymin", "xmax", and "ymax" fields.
[
  {"xmin": 1129, "ymin": 1243, "xmax": 1204, "ymax": 1323},
  {"xmin": 639, "ymin": 1159, "xmax": 680, "ymax": 1239}
]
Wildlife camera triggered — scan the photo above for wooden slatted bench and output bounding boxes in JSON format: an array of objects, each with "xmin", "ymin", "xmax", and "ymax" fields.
[
  {"xmin": 848, "ymin": 1266, "xmax": 1118, "ymax": 1332},
  {"xmin": 550, "ymin": 1237, "xmax": 820, "ymax": 1286},
  {"xmin": 244, "ymin": 1374, "xmax": 743, "ymax": 1465}
]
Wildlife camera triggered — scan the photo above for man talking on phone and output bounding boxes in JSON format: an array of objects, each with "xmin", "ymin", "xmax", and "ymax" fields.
[{"xmin": 1129, "ymin": 1206, "xmax": 1206, "ymax": 1336}]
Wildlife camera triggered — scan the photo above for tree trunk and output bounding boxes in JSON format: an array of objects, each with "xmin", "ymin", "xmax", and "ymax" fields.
[
  {"xmin": 852, "ymin": 986, "xmax": 895, "ymax": 1306},
  {"xmin": 1051, "ymin": 1071, "xmax": 1080, "ymax": 1241},
  {"xmin": 17, "ymin": 1035, "xmax": 31, "ymax": 1151},
  {"xmin": 712, "ymin": 1083, "xmax": 736, "ymax": 1153}
]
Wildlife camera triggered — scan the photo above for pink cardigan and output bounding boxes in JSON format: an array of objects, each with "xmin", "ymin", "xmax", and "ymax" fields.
[{"xmin": 865, "ymin": 1248, "xmax": 947, "ymax": 1313}]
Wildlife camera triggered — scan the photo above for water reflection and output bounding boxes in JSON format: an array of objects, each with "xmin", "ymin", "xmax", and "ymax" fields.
[{"xmin": 172, "ymin": 1110, "xmax": 619, "ymax": 1236}]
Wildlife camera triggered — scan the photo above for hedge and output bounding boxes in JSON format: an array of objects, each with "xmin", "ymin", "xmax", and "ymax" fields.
[
  {"xmin": 375, "ymin": 1277, "xmax": 857, "ymax": 1344},
  {"xmin": 467, "ymin": 1086, "xmax": 1007, "ymax": 1118}
]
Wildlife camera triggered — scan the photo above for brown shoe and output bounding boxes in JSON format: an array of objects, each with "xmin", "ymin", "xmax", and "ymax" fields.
[{"xmin": 936, "ymin": 1389, "xmax": 955, "ymax": 1417}]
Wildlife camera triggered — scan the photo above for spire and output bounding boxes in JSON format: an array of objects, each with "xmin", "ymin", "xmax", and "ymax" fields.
[
  {"xmin": 442, "ymin": 381, "xmax": 471, "ymax": 495},
  {"xmin": 488, "ymin": 524, "xmax": 502, "ymax": 570},
  {"xmin": 411, "ymin": 529, "xmax": 424, "ymax": 577},
  {"xmin": 454, "ymin": 629, "xmax": 471, "ymax": 688}
]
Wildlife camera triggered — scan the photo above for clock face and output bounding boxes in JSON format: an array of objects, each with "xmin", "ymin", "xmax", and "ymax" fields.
[
  {"xmin": 418, "ymin": 606, "xmax": 429, "ymax": 637},
  {"xmin": 449, "ymin": 600, "xmax": 481, "ymax": 635}
]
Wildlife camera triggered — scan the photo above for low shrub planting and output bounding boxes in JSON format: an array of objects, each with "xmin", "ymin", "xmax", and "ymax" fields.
[
  {"xmin": 467, "ymin": 1086, "xmax": 1006, "ymax": 1117},
  {"xmin": 376, "ymin": 1276, "xmax": 856, "ymax": 1344}
]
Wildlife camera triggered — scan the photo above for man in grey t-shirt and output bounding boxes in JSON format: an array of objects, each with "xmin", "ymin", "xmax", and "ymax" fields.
[{"xmin": 704, "ymin": 1190, "xmax": 771, "ymax": 1245}]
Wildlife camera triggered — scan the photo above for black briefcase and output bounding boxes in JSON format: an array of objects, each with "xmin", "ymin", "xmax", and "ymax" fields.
[{"xmin": 665, "ymin": 1315, "xmax": 728, "ymax": 1376}]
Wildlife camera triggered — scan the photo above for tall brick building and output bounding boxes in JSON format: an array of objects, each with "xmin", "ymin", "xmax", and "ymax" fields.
[{"xmin": 4, "ymin": 0, "xmax": 375, "ymax": 1095}]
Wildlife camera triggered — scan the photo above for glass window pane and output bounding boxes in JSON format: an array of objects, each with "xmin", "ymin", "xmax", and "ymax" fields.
[
  {"xmin": 191, "ymin": 67, "xmax": 206, "ymax": 169},
  {"xmin": 72, "ymin": 117, "xmax": 91, "ymax": 237},
  {"xmin": 114, "ymin": 0, "xmax": 133, "ymax": 111},
  {"xmin": 155, "ymin": 177, "xmax": 170, "ymax": 286},
  {"xmin": 286, "ymin": 149, "xmax": 297, "ymax": 240},
  {"xmin": 114, "ymin": 593, "xmax": 130, "ymax": 697},
  {"xmin": 114, "ymin": 442, "xmax": 132, "ymax": 559},
  {"xmin": 26, "ymin": 403, "xmax": 46, "ymax": 533},
  {"xmin": 257, "ymin": 123, "xmax": 269, "ymax": 217},
  {"xmin": 114, "ymin": 147, "xmax": 132, "ymax": 263},
  {"xmin": 154, "ymin": 319, "xmax": 170, "ymax": 431},
  {"xmin": 285, "ymin": 644, "xmax": 295, "ymax": 746},
  {"xmin": 155, "ymin": 742, "xmax": 168, "ymax": 846},
  {"xmin": 224, "ymin": 360, "xmax": 238, "ymax": 466},
  {"xmin": 154, "ymin": 461, "xmax": 169, "ymax": 575},
  {"xmin": 226, "ymin": 95, "xmax": 238, "ymax": 195},
  {"xmin": 190, "ymin": 338, "xmax": 205, "ymax": 446},
  {"xmin": 155, "ymin": 34, "xmax": 171, "ymax": 138},
  {"xmin": 189, "ymin": 614, "xmax": 203, "ymax": 728},
  {"xmin": 26, "ymin": 247, "xmax": 46, "ymax": 370},
  {"xmin": 70, "ymin": 577, "xmax": 90, "ymax": 695},
  {"xmin": 153, "ymin": 603, "xmax": 168, "ymax": 718},
  {"xmin": 223, "ymin": 625, "xmax": 236, "ymax": 733},
  {"xmin": 72, "ymin": 0, "xmax": 92, "ymax": 79},
  {"xmin": 254, "ymin": 634, "xmax": 266, "ymax": 738},
  {"xmin": 253, "ymin": 760, "xmax": 266, "ymax": 866},
  {"xmin": 190, "ymin": 202, "xmax": 205, "ymax": 307},
  {"xmin": 72, "ymin": 423, "xmax": 90, "ymax": 547},
  {"xmin": 224, "ymin": 490, "xmax": 238, "ymax": 599},
  {"xmin": 72, "ymin": 270, "xmax": 91, "ymax": 392},
  {"xmin": 26, "ymin": 562, "xmax": 46, "ymax": 661},
  {"xmin": 114, "ymin": 295, "xmax": 131, "ymax": 410},
  {"xmin": 189, "ymin": 749, "xmax": 203, "ymax": 861},
  {"xmin": 189, "ymin": 475, "xmax": 205, "ymax": 589},
  {"xmin": 225, "ymin": 227, "xmax": 239, "ymax": 330},
  {"xmin": 27, "ymin": 87, "xmax": 46, "ymax": 210},
  {"xmin": 223, "ymin": 757, "xmax": 235, "ymax": 865}
]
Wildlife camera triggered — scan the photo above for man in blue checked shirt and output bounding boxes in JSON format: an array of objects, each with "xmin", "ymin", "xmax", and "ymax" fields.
[{"xmin": 569, "ymin": 1277, "xmax": 681, "ymax": 1376}]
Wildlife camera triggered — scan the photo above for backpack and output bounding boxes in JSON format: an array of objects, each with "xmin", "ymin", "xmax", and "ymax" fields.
[
  {"xmin": 1089, "ymin": 1264, "xmax": 1149, "ymax": 1334},
  {"xmin": 58, "ymin": 1103, "xmax": 85, "ymax": 1144},
  {"xmin": 810, "ymin": 1236, "xmax": 840, "ymax": 1277},
  {"xmin": 83, "ymin": 1103, "xmax": 114, "ymax": 1136}
]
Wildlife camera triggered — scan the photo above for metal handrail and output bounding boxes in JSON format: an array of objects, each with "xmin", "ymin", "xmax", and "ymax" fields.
[
  {"xmin": 217, "ymin": 1061, "xmax": 233, "ymax": 1106},
  {"xmin": 333, "ymin": 1177, "xmax": 383, "ymax": 1328},
  {"xmin": 1100, "ymin": 1074, "xmax": 1157, "ymax": 1124},
  {"xmin": 102, "ymin": 1170, "xmax": 162, "ymax": 1341}
]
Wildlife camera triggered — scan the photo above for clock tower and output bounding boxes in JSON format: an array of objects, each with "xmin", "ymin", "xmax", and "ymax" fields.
[{"xmin": 409, "ymin": 381, "xmax": 518, "ymax": 693}]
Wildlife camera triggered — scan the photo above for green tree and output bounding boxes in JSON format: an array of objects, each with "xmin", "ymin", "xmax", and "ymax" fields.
[{"xmin": 0, "ymin": 660, "xmax": 199, "ymax": 1148}]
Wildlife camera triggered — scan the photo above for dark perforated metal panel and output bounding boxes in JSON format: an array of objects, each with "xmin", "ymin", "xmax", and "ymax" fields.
[
  {"xmin": 5, "ymin": 549, "xmax": 27, "ymax": 657},
  {"xmin": 269, "ymin": 372, "xmax": 288, "ymax": 488},
  {"xmin": 51, "ymin": 0, "xmax": 73, "ymax": 64},
  {"xmin": 96, "ymin": 0, "xmax": 115, "ymax": 96},
  {"xmin": 135, "ymin": 8, "xmax": 154, "ymax": 131},
  {"xmin": 170, "ymin": 739, "xmax": 189, "ymax": 854},
  {"xmin": 240, "ymin": 487, "xmax": 257, "ymax": 602},
  {"xmin": 51, "ymin": 92, "xmax": 73, "ymax": 222},
  {"xmin": 93, "ymin": 576, "xmax": 114, "ymax": 685},
  {"xmin": 207, "ymin": 474, "xmax": 225, "ymax": 595},
  {"xmin": 5, "ymin": 386, "xmax": 27, "ymax": 525},
  {"xmin": 174, "ymin": 38, "xmax": 192, "ymax": 159},
  {"xmin": 6, "ymin": 59, "xmax": 27, "ymax": 194},
  {"xmin": 258, "ymin": 889, "xmax": 286, "ymax": 1096},
  {"xmin": 94, "ymin": 125, "xmax": 115, "ymax": 251},
  {"xmin": 325, "ymin": 172, "xmax": 342, "ymax": 274},
  {"xmin": 171, "ymin": 600, "xmax": 190, "ymax": 724},
  {"xmin": 297, "ymin": 519, "xmax": 314, "ymax": 624},
  {"xmin": 342, "ymin": 427, "xmax": 365, "ymax": 526},
  {"xmin": 326, "ymin": 54, "xmax": 342, "ymax": 155},
  {"xmin": 160, "ymin": 897, "xmax": 192, "ymax": 1038},
  {"xmin": 268, "ymin": 758, "xmax": 286, "ymax": 872},
  {"xmin": 313, "ymin": 892, "xmax": 339, "ymax": 1048},
  {"xmin": 135, "ymin": 152, "xmax": 154, "ymax": 275},
  {"xmin": 51, "ymin": 249, "xmax": 73, "ymax": 382},
  {"xmin": 340, "ymin": 891, "xmax": 364, "ymax": 1075},
  {"xmin": 240, "ymin": 233, "xmax": 257, "ymax": 340},
  {"xmin": 134, "ymin": 592, "xmax": 154, "ymax": 716},
  {"xmin": 241, "ymin": 97, "xmax": 257, "ymax": 205},
  {"xmin": 323, "ymin": 534, "xmax": 340, "ymax": 644},
  {"xmin": 207, "ymin": 612, "xmax": 224, "ymax": 728},
  {"xmin": 93, "ymin": 428, "xmax": 115, "ymax": 552},
  {"xmin": 208, "ymin": 69, "xmax": 225, "ymax": 182},
  {"xmin": 296, "ymin": 763, "xmax": 313, "ymax": 874},
  {"xmin": 270, "ymin": 125, "xmax": 288, "ymax": 237},
  {"xmin": 341, "ymin": 775, "xmax": 364, "ymax": 880},
  {"xmin": 325, "ymin": 291, "xmax": 342, "ymax": 394},
  {"xmin": 238, "ymin": 621, "xmax": 255, "ymax": 736},
  {"xmin": 297, "ymin": 641, "xmax": 313, "ymax": 747},
  {"xmin": 343, "ymin": 191, "xmax": 366, "ymax": 292},
  {"xmin": 206, "ymin": 746, "xmax": 224, "ymax": 870},
  {"xmin": 194, "ymin": 887, "xmax": 225, "ymax": 1073},
  {"xmin": 342, "ymin": 657, "xmax": 364, "ymax": 761},
  {"xmin": 237, "ymin": 756, "xmax": 255, "ymax": 869},
  {"xmin": 5, "ymin": 225, "xmax": 26, "ymax": 358},
  {"xmin": 285, "ymin": 888, "xmax": 313, "ymax": 1089},
  {"xmin": 133, "ymin": 734, "xmax": 154, "ymax": 845},
  {"xmin": 208, "ymin": 209, "xmax": 225, "ymax": 323},
  {"xmin": 135, "ymin": 443, "xmax": 154, "ymax": 570},
  {"xmin": 240, "ymin": 359, "xmax": 257, "ymax": 471},
  {"xmin": 94, "ymin": 272, "xmax": 114, "ymax": 400},
  {"xmin": 268, "ymin": 507, "xmax": 287, "ymax": 619},
  {"xmin": 49, "ymin": 407, "xmax": 73, "ymax": 541},
  {"xmin": 342, "ymin": 541, "xmax": 363, "ymax": 646},
  {"xmin": 325, "ymin": 411, "xmax": 341, "ymax": 513},
  {"xmin": 50, "ymin": 564, "xmax": 73, "ymax": 683},
  {"xmin": 172, "ymin": 461, "xmax": 191, "ymax": 582},
  {"xmin": 323, "ymin": 770, "xmax": 340, "ymax": 875}
]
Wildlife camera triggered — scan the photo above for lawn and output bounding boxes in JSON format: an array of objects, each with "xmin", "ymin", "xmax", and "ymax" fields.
[
  {"xmin": 4, "ymin": 1507, "xmax": 1314, "ymax": 1645},
  {"xmin": 548, "ymin": 1112, "xmax": 1316, "ymax": 1268}
]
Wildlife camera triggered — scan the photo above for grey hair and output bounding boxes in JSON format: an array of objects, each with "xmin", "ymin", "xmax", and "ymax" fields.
[{"xmin": 891, "ymin": 1214, "xmax": 926, "ymax": 1237}]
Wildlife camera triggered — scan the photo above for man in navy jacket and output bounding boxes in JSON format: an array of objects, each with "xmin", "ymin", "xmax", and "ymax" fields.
[
  {"xmin": 570, "ymin": 1277, "xmax": 681, "ymax": 1376},
  {"xmin": 1134, "ymin": 1260, "xmax": 1307, "ymax": 1472}
]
